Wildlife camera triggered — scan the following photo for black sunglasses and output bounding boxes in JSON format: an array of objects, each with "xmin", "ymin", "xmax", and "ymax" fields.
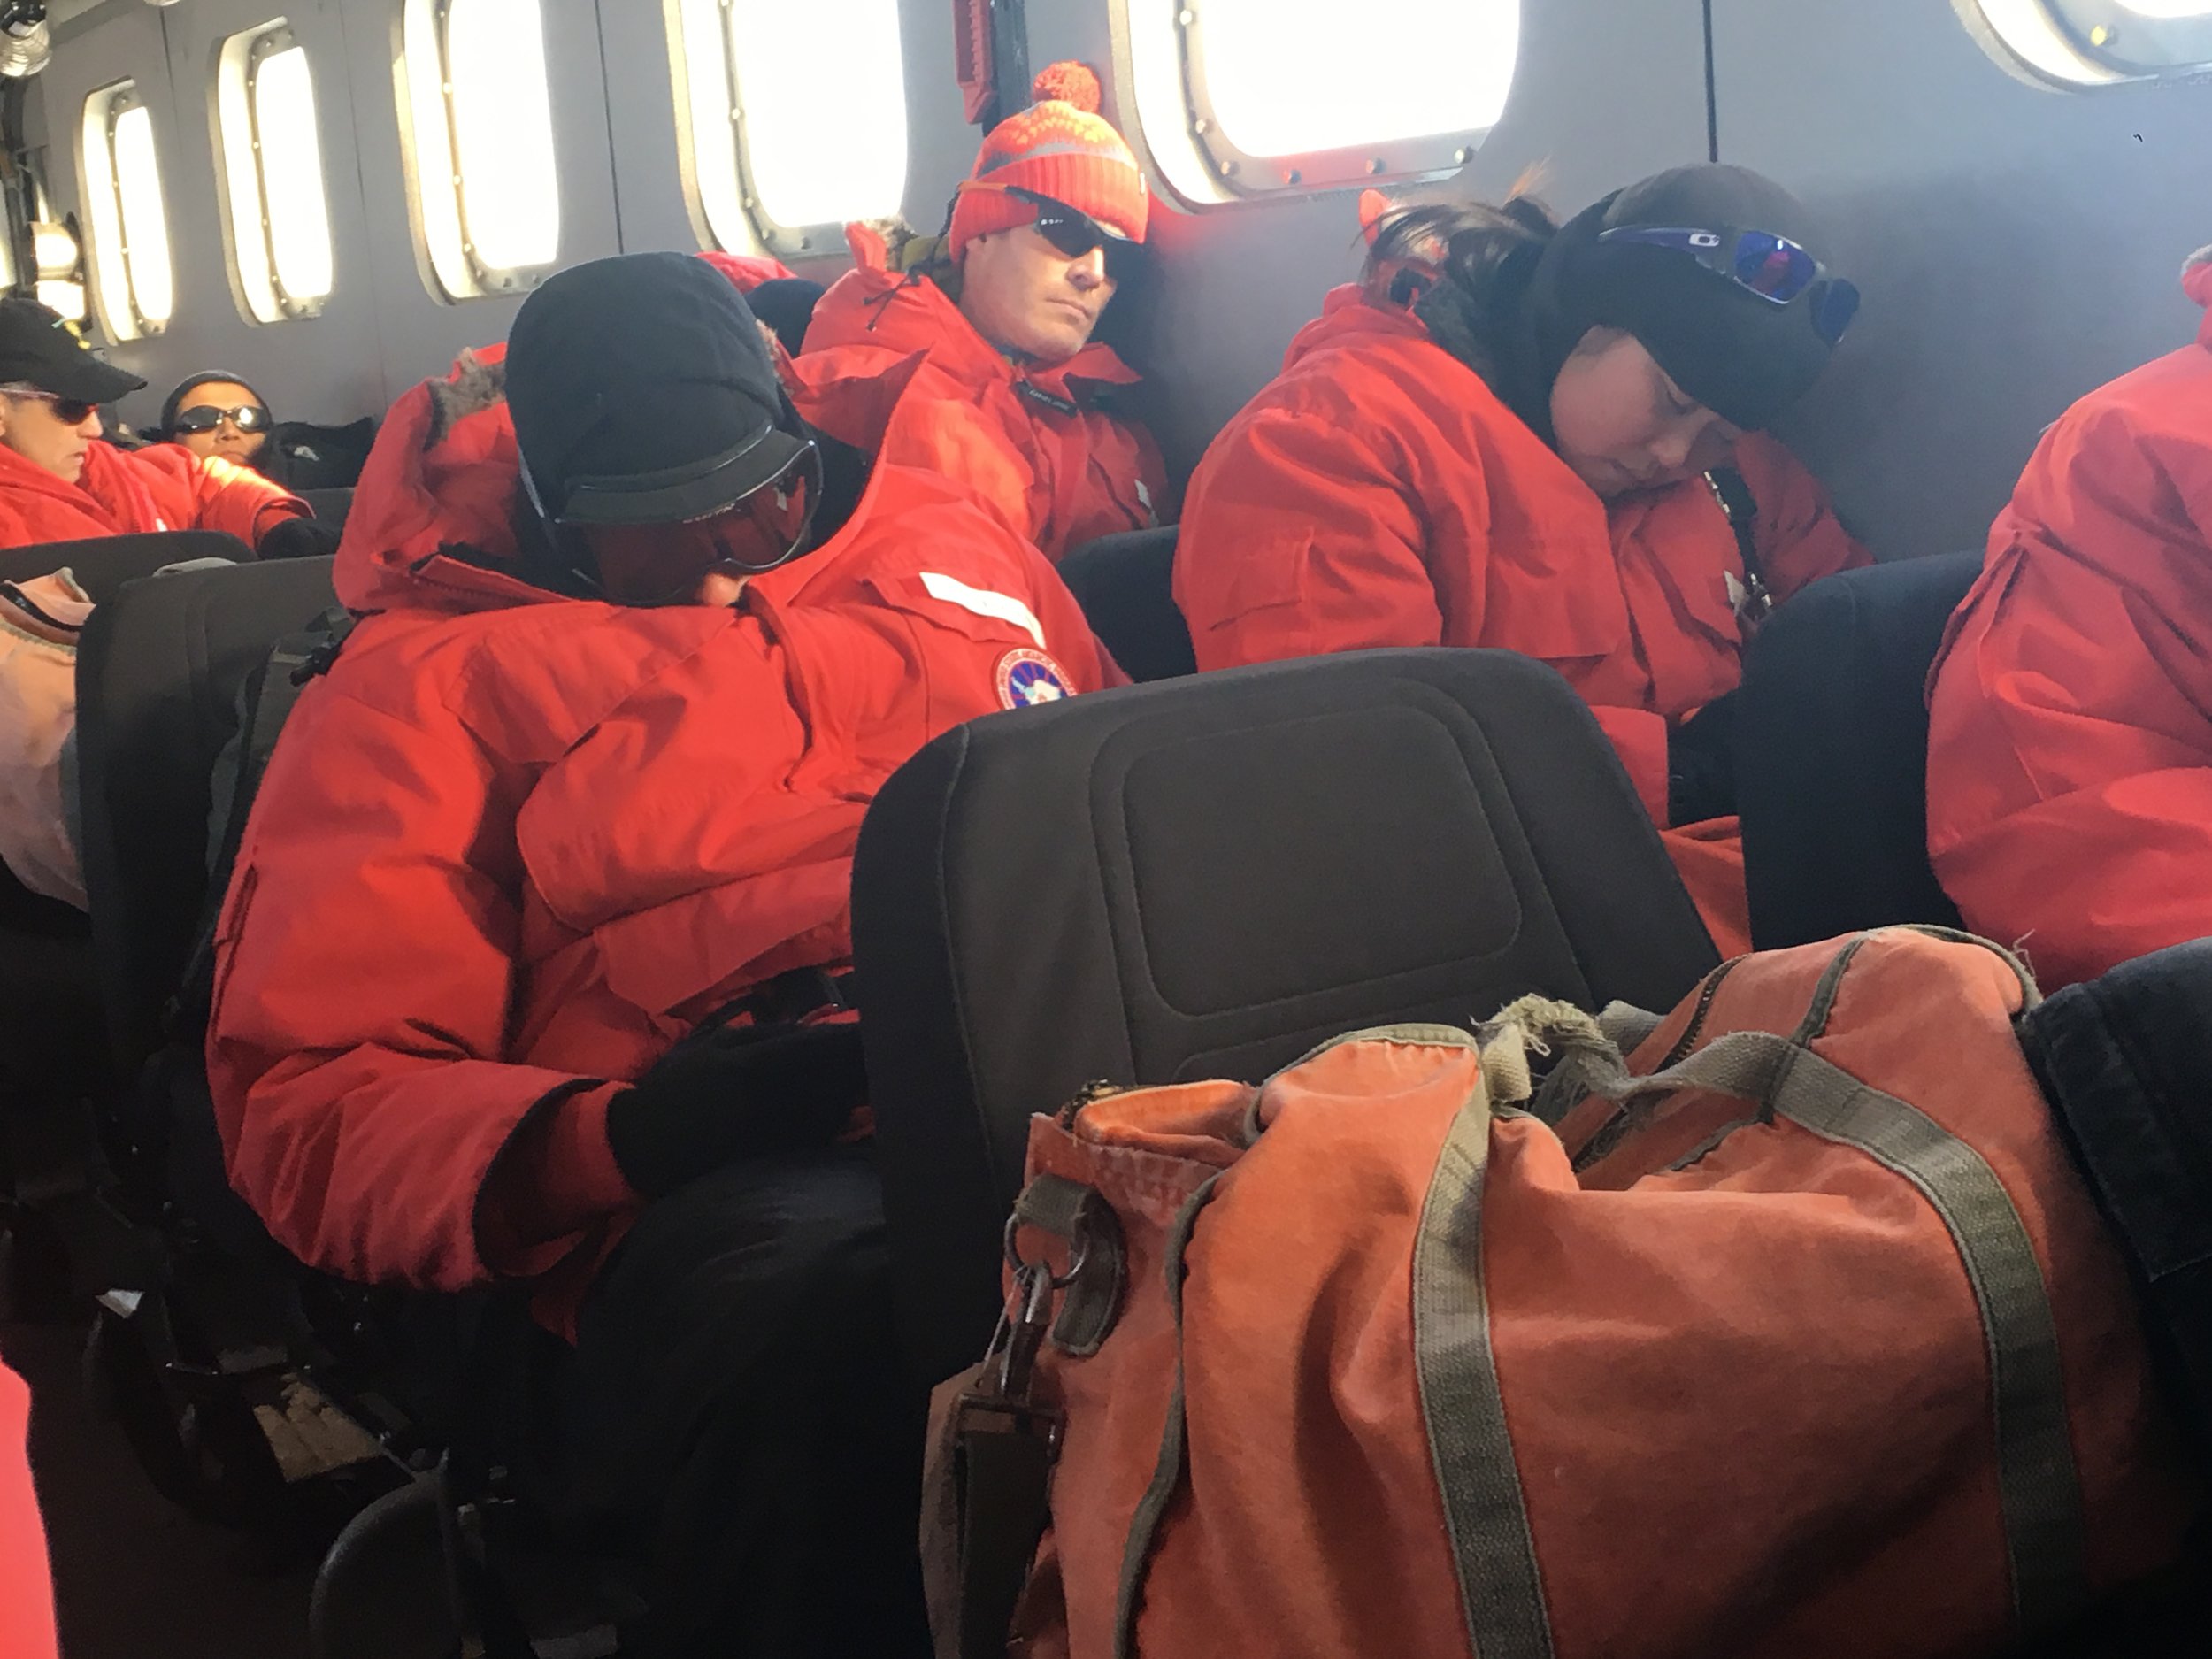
[
  {"xmin": 173, "ymin": 403, "xmax": 273, "ymax": 435},
  {"xmin": 4, "ymin": 388, "xmax": 99, "ymax": 425},
  {"xmin": 1004, "ymin": 187, "xmax": 1145, "ymax": 285}
]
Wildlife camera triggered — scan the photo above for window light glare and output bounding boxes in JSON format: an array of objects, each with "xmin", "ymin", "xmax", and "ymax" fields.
[
  {"xmin": 35, "ymin": 280, "xmax": 86, "ymax": 323},
  {"xmin": 444, "ymin": 0, "xmax": 562, "ymax": 273},
  {"xmin": 1191, "ymin": 0, "xmax": 1517, "ymax": 159},
  {"xmin": 672, "ymin": 0, "xmax": 746, "ymax": 250},
  {"xmin": 252, "ymin": 46, "xmax": 335, "ymax": 304},
  {"xmin": 726, "ymin": 0, "xmax": 908, "ymax": 230},
  {"xmin": 80, "ymin": 91, "xmax": 134, "ymax": 336},
  {"xmin": 2114, "ymin": 0, "xmax": 2212, "ymax": 17},
  {"xmin": 111, "ymin": 103, "xmax": 174, "ymax": 327}
]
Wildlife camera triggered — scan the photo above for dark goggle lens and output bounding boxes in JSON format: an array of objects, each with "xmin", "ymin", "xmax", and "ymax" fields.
[
  {"xmin": 1031, "ymin": 207, "xmax": 1142, "ymax": 283},
  {"xmin": 49, "ymin": 399, "xmax": 96, "ymax": 425},
  {"xmin": 1729, "ymin": 234, "xmax": 1817, "ymax": 302},
  {"xmin": 175, "ymin": 403, "xmax": 271, "ymax": 434},
  {"xmin": 1810, "ymin": 279, "xmax": 1861, "ymax": 346},
  {"xmin": 1032, "ymin": 209, "xmax": 1103, "ymax": 260}
]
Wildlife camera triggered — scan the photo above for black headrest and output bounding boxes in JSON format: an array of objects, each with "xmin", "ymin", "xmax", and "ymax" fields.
[
  {"xmin": 852, "ymin": 647, "xmax": 1717, "ymax": 1384},
  {"xmin": 0, "ymin": 530, "xmax": 251, "ymax": 603},
  {"xmin": 76, "ymin": 556, "xmax": 340, "ymax": 1072},
  {"xmin": 1056, "ymin": 526, "xmax": 1195, "ymax": 682},
  {"xmin": 1738, "ymin": 550, "xmax": 1983, "ymax": 950}
]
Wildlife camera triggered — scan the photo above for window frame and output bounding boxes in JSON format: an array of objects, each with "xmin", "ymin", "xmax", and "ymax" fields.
[
  {"xmin": 1958, "ymin": 0, "xmax": 2212, "ymax": 85},
  {"xmin": 214, "ymin": 19, "xmax": 335, "ymax": 325},
  {"xmin": 2053, "ymin": 0, "xmax": 2212, "ymax": 75},
  {"xmin": 79, "ymin": 80, "xmax": 171, "ymax": 342},
  {"xmin": 395, "ymin": 0, "xmax": 563, "ymax": 303},
  {"xmin": 664, "ymin": 0, "xmax": 904, "ymax": 259},
  {"xmin": 1171, "ymin": 0, "xmax": 1509, "ymax": 198}
]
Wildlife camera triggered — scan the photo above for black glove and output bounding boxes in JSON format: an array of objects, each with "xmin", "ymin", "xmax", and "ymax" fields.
[
  {"xmin": 603, "ymin": 1021, "xmax": 871, "ymax": 1198},
  {"xmin": 257, "ymin": 514, "xmax": 343, "ymax": 562},
  {"xmin": 1667, "ymin": 690, "xmax": 1740, "ymax": 828}
]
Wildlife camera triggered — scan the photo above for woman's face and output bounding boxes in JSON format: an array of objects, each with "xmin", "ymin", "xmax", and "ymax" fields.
[
  {"xmin": 1548, "ymin": 327, "xmax": 1742, "ymax": 500},
  {"xmin": 173, "ymin": 380, "xmax": 270, "ymax": 465}
]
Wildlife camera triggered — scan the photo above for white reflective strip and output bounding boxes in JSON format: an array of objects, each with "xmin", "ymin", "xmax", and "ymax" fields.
[{"xmin": 918, "ymin": 571, "xmax": 1047, "ymax": 649}]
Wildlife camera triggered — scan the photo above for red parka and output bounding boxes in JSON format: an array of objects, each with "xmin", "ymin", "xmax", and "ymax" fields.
[
  {"xmin": 1, "ymin": 1356, "xmax": 58, "ymax": 1659},
  {"xmin": 0, "ymin": 438, "xmax": 303, "ymax": 549},
  {"xmin": 1924, "ymin": 255, "xmax": 2212, "ymax": 990},
  {"xmin": 204, "ymin": 348, "xmax": 1115, "ymax": 1337},
  {"xmin": 1174, "ymin": 286, "xmax": 1869, "ymax": 949},
  {"xmin": 791, "ymin": 225, "xmax": 1171, "ymax": 561}
]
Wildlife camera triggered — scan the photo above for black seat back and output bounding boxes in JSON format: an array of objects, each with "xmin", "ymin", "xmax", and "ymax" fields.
[
  {"xmin": 297, "ymin": 488, "xmax": 354, "ymax": 531},
  {"xmin": 1057, "ymin": 526, "xmax": 1196, "ymax": 682},
  {"xmin": 76, "ymin": 556, "xmax": 340, "ymax": 1075},
  {"xmin": 0, "ymin": 530, "xmax": 251, "ymax": 602},
  {"xmin": 1737, "ymin": 551, "xmax": 1982, "ymax": 951},
  {"xmin": 851, "ymin": 647, "xmax": 1718, "ymax": 1385}
]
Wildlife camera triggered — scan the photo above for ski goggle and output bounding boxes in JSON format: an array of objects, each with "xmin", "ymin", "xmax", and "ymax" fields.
[
  {"xmin": 521, "ymin": 425, "xmax": 826, "ymax": 604},
  {"xmin": 1598, "ymin": 226, "xmax": 1862, "ymax": 344},
  {"xmin": 173, "ymin": 403, "xmax": 273, "ymax": 435},
  {"xmin": 977, "ymin": 184, "xmax": 1146, "ymax": 285},
  {"xmin": 0, "ymin": 385, "xmax": 98, "ymax": 425}
]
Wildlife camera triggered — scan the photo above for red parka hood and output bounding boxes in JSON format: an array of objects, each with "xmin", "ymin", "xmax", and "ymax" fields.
[
  {"xmin": 805, "ymin": 222, "xmax": 1143, "ymax": 401},
  {"xmin": 1279, "ymin": 284, "xmax": 1431, "ymax": 375}
]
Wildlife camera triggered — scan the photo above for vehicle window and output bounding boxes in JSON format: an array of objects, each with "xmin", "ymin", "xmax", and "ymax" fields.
[
  {"xmin": 668, "ymin": 0, "xmax": 909, "ymax": 257},
  {"xmin": 215, "ymin": 22, "xmax": 336, "ymax": 323},
  {"xmin": 398, "ymin": 0, "xmax": 562, "ymax": 301},
  {"xmin": 1962, "ymin": 0, "xmax": 2212, "ymax": 83},
  {"xmin": 1121, "ymin": 0, "xmax": 1518, "ymax": 203},
  {"xmin": 80, "ymin": 81, "xmax": 173, "ymax": 340}
]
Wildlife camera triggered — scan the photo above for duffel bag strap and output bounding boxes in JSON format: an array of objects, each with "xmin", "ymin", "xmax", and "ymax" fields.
[
  {"xmin": 923, "ymin": 1174, "xmax": 1132, "ymax": 1659},
  {"xmin": 1506, "ymin": 956, "xmax": 2090, "ymax": 1635}
]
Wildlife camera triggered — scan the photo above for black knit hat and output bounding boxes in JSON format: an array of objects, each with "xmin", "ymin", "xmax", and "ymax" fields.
[
  {"xmin": 506, "ymin": 251, "xmax": 809, "ymax": 526},
  {"xmin": 1523, "ymin": 165, "xmax": 1848, "ymax": 434}
]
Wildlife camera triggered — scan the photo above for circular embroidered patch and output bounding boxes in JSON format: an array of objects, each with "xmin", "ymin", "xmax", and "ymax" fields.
[{"xmin": 995, "ymin": 649, "xmax": 1071, "ymax": 710}]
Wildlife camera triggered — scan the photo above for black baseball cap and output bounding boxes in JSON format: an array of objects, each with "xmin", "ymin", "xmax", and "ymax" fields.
[
  {"xmin": 505, "ymin": 252, "xmax": 811, "ymax": 527},
  {"xmin": 0, "ymin": 297, "xmax": 146, "ymax": 404}
]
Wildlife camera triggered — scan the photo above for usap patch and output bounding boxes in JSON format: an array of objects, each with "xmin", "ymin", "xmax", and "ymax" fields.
[{"xmin": 995, "ymin": 649, "xmax": 1071, "ymax": 710}]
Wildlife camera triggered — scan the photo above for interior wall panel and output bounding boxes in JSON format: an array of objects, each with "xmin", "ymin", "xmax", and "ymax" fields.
[{"xmin": 1713, "ymin": 0, "xmax": 2212, "ymax": 558}]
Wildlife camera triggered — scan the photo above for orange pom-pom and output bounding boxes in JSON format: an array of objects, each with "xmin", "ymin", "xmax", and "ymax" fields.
[
  {"xmin": 1032, "ymin": 61, "xmax": 1102, "ymax": 114},
  {"xmin": 1357, "ymin": 188, "xmax": 1394, "ymax": 243}
]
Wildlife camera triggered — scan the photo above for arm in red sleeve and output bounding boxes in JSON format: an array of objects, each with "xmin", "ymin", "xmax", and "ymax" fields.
[
  {"xmin": 1732, "ymin": 432, "xmax": 1874, "ymax": 602},
  {"xmin": 205, "ymin": 682, "xmax": 634, "ymax": 1292},
  {"xmin": 127, "ymin": 444, "xmax": 306, "ymax": 549},
  {"xmin": 1174, "ymin": 397, "xmax": 1448, "ymax": 671},
  {"xmin": 1927, "ymin": 392, "xmax": 2212, "ymax": 988}
]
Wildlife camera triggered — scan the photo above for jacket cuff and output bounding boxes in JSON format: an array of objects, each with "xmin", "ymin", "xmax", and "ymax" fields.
[{"xmin": 472, "ymin": 1080, "xmax": 641, "ymax": 1280}]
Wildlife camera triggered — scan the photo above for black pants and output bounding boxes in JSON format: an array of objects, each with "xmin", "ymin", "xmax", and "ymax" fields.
[{"xmin": 550, "ymin": 1146, "xmax": 930, "ymax": 1658}]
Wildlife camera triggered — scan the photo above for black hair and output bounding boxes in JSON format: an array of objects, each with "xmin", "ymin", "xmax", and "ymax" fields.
[{"xmin": 1363, "ymin": 197, "xmax": 1558, "ymax": 313}]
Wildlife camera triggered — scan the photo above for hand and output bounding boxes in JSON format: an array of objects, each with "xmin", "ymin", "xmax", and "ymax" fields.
[
  {"xmin": 603, "ymin": 1022, "xmax": 870, "ymax": 1198},
  {"xmin": 257, "ymin": 514, "xmax": 342, "ymax": 562}
]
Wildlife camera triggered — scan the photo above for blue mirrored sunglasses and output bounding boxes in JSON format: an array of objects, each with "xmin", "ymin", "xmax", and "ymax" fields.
[{"xmin": 1599, "ymin": 225, "xmax": 1861, "ymax": 345}]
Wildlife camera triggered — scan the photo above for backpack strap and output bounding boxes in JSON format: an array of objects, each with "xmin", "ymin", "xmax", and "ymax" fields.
[
  {"xmin": 165, "ymin": 607, "xmax": 357, "ymax": 1043},
  {"xmin": 1705, "ymin": 464, "xmax": 1773, "ymax": 629}
]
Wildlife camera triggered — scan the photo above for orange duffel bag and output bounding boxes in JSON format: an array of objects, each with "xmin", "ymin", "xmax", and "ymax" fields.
[{"xmin": 926, "ymin": 927, "xmax": 2195, "ymax": 1659}]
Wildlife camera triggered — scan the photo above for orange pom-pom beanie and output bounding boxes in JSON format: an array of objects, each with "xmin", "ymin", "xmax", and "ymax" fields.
[{"xmin": 949, "ymin": 62, "xmax": 1149, "ymax": 260}]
